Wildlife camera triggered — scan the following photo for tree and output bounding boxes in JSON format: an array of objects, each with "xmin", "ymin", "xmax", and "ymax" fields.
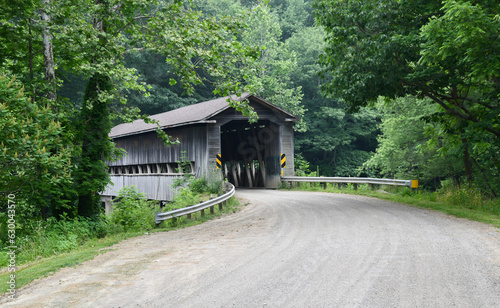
[
  {"xmin": 122, "ymin": 51, "xmax": 199, "ymax": 115},
  {"xmin": 0, "ymin": 0, "xmax": 77, "ymax": 217},
  {"xmin": 363, "ymin": 95, "xmax": 500, "ymax": 195},
  {"xmin": 285, "ymin": 25, "xmax": 326, "ymax": 107},
  {"xmin": 418, "ymin": 0, "xmax": 500, "ymax": 138},
  {"xmin": 241, "ymin": 1, "xmax": 307, "ymax": 131},
  {"xmin": 0, "ymin": 73, "xmax": 73, "ymax": 217},
  {"xmin": 276, "ymin": 0, "xmax": 312, "ymax": 40},
  {"xmin": 362, "ymin": 96, "xmax": 464, "ymax": 188},
  {"xmin": 313, "ymin": 0, "xmax": 499, "ymax": 139},
  {"xmin": 296, "ymin": 101, "xmax": 379, "ymax": 177}
]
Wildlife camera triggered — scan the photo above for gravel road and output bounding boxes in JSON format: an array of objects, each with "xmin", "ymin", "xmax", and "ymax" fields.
[{"xmin": 2, "ymin": 190, "xmax": 500, "ymax": 307}]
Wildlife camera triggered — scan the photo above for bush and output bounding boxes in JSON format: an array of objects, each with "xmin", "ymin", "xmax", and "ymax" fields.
[
  {"xmin": 109, "ymin": 186, "xmax": 160, "ymax": 232},
  {"xmin": 168, "ymin": 187, "xmax": 200, "ymax": 210},
  {"xmin": 189, "ymin": 177, "xmax": 209, "ymax": 194}
]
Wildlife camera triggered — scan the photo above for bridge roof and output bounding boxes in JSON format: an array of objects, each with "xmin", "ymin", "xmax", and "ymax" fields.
[{"xmin": 109, "ymin": 93, "xmax": 298, "ymax": 139}]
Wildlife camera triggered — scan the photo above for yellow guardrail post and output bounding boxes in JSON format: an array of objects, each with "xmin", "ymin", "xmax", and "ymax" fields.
[{"xmin": 411, "ymin": 180, "xmax": 419, "ymax": 189}]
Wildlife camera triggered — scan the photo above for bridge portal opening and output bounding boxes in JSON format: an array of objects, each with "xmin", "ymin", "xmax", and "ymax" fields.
[{"xmin": 220, "ymin": 120, "xmax": 281, "ymax": 188}]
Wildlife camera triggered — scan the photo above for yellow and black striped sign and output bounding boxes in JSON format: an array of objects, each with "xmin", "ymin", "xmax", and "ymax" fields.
[
  {"xmin": 216, "ymin": 154, "xmax": 222, "ymax": 169},
  {"xmin": 281, "ymin": 153, "xmax": 286, "ymax": 168}
]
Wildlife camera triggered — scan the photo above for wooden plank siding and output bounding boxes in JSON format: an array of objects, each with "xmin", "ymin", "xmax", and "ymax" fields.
[
  {"xmin": 207, "ymin": 124, "xmax": 222, "ymax": 181},
  {"xmin": 281, "ymin": 122, "xmax": 294, "ymax": 177},
  {"xmin": 102, "ymin": 175, "xmax": 180, "ymax": 201},
  {"xmin": 108, "ymin": 125, "xmax": 208, "ymax": 177}
]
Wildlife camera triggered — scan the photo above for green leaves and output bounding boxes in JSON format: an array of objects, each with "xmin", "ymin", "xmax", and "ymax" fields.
[
  {"xmin": 0, "ymin": 72, "xmax": 74, "ymax": 212},
  {"xmin": 315, "ymin": 0, "xmax": 500, "ymax": 139},
  {"xmin": 240, "ymin": 1, "xmax": 307, "ymax": 129},
  {"xmin": 417, "ymin": 0, "xmax": 500, "ymax": 136}
]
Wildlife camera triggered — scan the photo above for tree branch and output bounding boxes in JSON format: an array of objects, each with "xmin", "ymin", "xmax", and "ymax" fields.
[{"xmin": 114, "ymin": 15, "xmax": 149, "ymax": 37}]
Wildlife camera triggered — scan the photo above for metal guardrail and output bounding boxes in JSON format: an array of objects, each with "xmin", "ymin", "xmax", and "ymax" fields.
[
  {"xmin": 155, "ymin": 183, "xmax": 235, "ymax": 224},
  {"xmin": 281, "ymin": 176, "xmax": 418, "ymax": 188}
]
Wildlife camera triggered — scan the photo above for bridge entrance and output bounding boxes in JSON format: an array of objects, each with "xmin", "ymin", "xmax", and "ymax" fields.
[{"xmin": 220, "ymin": 120, "xmax": 281, "ymax": 188}]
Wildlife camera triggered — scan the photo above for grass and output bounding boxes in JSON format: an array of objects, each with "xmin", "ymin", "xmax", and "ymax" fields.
[
  {"xmin": 0, "ymin": 233, "xmax": 129, "ymax": 294},
  {"xmin": 0, "ymin": 196, "xmax": 240, "ymax": 296},
  {"xmin": 280, "ymin": 182, "xmax": 500, "ymax": 228}
]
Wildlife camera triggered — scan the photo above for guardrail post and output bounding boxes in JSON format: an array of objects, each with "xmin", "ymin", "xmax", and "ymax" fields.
[
  {"xmin": 337, "ymin": 183, "xmax": 342, "ymax": 189},
  {"xmin": 310, "ymin": 182, "xmax": 314, "ymax": 188},
  {"xmin": 155, "ymin": 212, "xmax": 161, "ymax": 226},
  {"xmin": 353, "ymin": 183, "xmax": 358, "ymax": 190},
  {"xmin": 199, "ymin": 200, "xmax": 205, "ymax": 217},
  {"xmin": 187, "ymin": 204, "xmax": 191, "ymax": 219},
  {"xmin": 210, "ymin": 197, "xmax": 215, "ymax": 214},
  {"xmin": 322, "ymin": 182, "xmax": 326, "ymax": 190}
]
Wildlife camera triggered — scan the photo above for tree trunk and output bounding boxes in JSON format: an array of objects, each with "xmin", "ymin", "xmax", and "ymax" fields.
[
  {"xmin": 77, "ymin": 73, "xmax": 113, "ymax": 218},
  {"xmin": 461, "ymin": 137, "xmax": 473, "ymax": 184},
  {"xmin": 41, "ymin": 0, "xmax": 56, "ymax": 100},
  {"xmin": 77, "ymin": 0, "xmax": 113, "ymax": 218}
]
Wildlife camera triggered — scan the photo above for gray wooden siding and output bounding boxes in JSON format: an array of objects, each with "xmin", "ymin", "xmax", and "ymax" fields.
[
  {"xmin": 281, "ymin": 122, "xmax": 295, "ymax": 177},
  {"xmin": 103, "ymin": 175, "xmax": 180, "ymax": 201},
  {"xmin": 207, "ymin": 124, "xmax": 221, "ymax": 180},
  {"xmin": 109, "ymin": 125, "xmax": 208, "ymax": 177}
]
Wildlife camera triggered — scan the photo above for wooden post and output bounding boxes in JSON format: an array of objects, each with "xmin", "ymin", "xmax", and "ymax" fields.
[{"xmin": 322, "ymin": 182, "xmax": 326, "ymax": 190}]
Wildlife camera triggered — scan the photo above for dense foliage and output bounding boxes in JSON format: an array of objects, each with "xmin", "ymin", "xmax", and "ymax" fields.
[
  {"xmin": 314, "ymin": 0, "xmax": 499, "ymax": 194},
  {"xmin": 0, "ymin": 74, "xmax": 74, "ymax": 217}
]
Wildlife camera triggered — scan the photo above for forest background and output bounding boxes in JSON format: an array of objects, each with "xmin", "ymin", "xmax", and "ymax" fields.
[{"xmin": 0, "ymin": 0, "xmax": 499, "ymax": 268}]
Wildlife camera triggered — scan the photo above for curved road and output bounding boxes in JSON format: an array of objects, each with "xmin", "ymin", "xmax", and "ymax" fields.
[{"xmin": 2, "ymin": 190, "xmax": 500, "ymax": 307}]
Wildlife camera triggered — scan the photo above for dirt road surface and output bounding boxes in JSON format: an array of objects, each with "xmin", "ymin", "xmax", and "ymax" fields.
[{"xmin": 2, "ymin": 190, "xmax": 500, "ymax": 307}]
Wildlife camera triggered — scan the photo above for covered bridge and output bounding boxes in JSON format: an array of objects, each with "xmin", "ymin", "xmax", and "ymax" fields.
[{"xmin": 102, "ymin": 93, "xmax": 298, "ymax": 203}]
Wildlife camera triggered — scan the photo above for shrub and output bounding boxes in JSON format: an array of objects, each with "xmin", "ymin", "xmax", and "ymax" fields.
[
  {"xmin": 189, "ymin": 177, "xmax": 209, "ymax": 194},
  {"xmin": 168, "ymin": 187, "xmax": 199, "ymax": 211},
  {"xmin": 109, "ymin": 186, "xmax": 160, "ymax": 232}
]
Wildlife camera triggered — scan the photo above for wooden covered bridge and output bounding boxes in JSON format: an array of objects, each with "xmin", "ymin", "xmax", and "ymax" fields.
[{"xmin": 102, "ymin": 93, "xmax": 298, "ymax": 206}]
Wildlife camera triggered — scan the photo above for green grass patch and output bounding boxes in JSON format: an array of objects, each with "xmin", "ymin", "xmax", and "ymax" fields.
[{"xmin": 0, "ymin": 232, "xmax": 131, "ymax": 294}]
